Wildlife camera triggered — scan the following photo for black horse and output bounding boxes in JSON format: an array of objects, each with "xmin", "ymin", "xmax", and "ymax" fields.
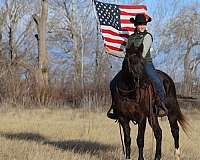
[{"xmin": 109, "ymin": 44, "xmax": 188, "ymax": 160}]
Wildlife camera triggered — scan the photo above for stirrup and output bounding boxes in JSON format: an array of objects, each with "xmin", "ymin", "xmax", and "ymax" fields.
[
  {"xmin": 157, "ymin": 102, "xmax": 168, "ymax": 117},
  {"xmin": 157, "ymin": 109, "xmax": 168, "ymax": 117}
]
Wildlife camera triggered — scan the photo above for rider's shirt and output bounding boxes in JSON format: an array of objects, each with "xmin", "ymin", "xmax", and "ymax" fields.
[{"xmin": 126, "ymin": 30, "xmax": 153, "ymax": 62}]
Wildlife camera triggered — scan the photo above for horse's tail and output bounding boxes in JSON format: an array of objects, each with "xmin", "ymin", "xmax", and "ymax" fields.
[{"xmin": 177, "ymin": 103, "xmax": 190, "ymax": 136}]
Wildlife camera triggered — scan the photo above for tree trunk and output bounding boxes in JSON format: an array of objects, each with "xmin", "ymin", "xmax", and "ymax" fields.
[
  {"xmin": 33, "ymin": 0, "xmax": 49, "ymax": 105},
  {"xmin": 95, "ymin": 22, "xmax": 100, "ymax": 88},
  {"xmin": 72, "ymin": 0, "xmax": 82, "ymax": 95},
  {"xmin": 8, "ymin": 26, "xmax": 16, "ymax": 64},
  {"xmin": 0, "ymin": 19, "xmax": 3, "ymax": 57},
  {"xmin": 183, "ymin": 40, "xmax": 192, "ymax": 96}
]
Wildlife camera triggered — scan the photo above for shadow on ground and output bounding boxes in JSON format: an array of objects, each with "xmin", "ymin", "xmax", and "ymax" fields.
[{"xmin": 0, "ymin": 132, "xmax": 118, "ymax": 157}]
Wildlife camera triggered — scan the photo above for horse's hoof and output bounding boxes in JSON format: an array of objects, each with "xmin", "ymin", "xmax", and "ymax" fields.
[
  {"xmin": 124, "ymin": 158, "xmax": 131, "ymax": 160},
  {"xmin": 138, "ymin": 156, "xmax": 144, "ymax": 160},
  {"xmin": 175, "ymin": 148, "xmax": 180, "ymax": 160},
  {"xmin": 154, "ymin": 155, "xmax": 161, "ymax": 160}
]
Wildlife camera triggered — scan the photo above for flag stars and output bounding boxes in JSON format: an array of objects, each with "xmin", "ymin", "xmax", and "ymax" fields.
[{"xmin": 95, "ymin": 2, "xmax": 121, "ymax": 30}]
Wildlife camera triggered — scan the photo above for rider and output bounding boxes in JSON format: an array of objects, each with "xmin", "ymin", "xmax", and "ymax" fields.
[{"xmin": 107, "ymin": 14, "xmax": 168, "ymax": 119}]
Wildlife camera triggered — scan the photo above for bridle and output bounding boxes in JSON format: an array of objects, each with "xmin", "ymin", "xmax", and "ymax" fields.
[
  {"xmin": 116, "ymin": 52, "xmax": 142, "ymax": 97},
  {"xmin": 125, "ymin": 53, "xmax": 141, "ymax": 88}
]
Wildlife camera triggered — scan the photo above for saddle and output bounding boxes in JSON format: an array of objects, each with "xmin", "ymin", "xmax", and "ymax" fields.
[
  {"xmin": 107, "ymin": 78, "xmax": 168, "ymax": 120},
  {"xmin": 141, "ymin": 78, "xmax": 168, "ymax": 117}
]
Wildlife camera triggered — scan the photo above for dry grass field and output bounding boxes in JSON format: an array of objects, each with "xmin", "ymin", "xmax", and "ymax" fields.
[{"xmin": 0, "ymin": 106, "xmax": 199, "ymax": 160}]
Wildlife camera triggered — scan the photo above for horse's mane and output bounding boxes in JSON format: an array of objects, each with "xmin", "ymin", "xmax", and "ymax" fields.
[{"xmin": 122, "ymin": 44, "xmax": 145, "ymax": 78}]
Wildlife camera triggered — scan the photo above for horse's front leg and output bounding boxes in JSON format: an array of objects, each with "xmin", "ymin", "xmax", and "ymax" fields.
[
  {"xmin": 119, "ymin": 118, "xmax": 131, "ymax": 159},
  {"xmin": 148, "ymin": 116, "xmax": 162, "ymax": 160},
  {"xmin": 137, "ymin": 117, "xmax": 147, "ymax": 160}
]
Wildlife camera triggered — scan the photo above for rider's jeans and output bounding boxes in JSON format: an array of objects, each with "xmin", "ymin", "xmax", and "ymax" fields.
[{"xmin": 144, "ymin": 61, "xmax": 165, "ymax": 102}]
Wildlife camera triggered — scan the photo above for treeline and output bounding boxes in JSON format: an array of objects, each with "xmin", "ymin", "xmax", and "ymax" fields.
[{"xmin": 0, "ymin": 0, "xmax": 199, "ymax": 108}]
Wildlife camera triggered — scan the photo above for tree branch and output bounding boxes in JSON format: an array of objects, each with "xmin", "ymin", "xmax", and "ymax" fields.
[
  {"xmin": 32, "ymin": 14, "xmax": 39, "ymax": 25},
  {"xmin": 191, "ymin": 41, "xmax": 200, "ymax": 47}
]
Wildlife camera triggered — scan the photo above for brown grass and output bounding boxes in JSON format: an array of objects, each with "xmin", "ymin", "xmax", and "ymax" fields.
[{"xmin": 0, "ymin": 107, "xmax": 199, "ymax": 160}]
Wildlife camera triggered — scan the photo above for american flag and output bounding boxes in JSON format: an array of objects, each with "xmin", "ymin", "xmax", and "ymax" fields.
[{"xmin": 94, "ymin": 0, "xmax": 149, "ymax": 57}]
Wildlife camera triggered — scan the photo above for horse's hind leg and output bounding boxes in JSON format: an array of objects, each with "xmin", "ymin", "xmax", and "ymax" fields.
[
  {"xmin": 168, "ymin": 114, "xmax": 180, "ymax": 160},
  {"xmin": 137, "ymin": 117, "xmax": 147, "ymax": 160},
  {"xmin": 148, "ymin": 116, "xmax": 162, "ymax": 160},
  {"xmin": 119, "ymin": 118, "xmax": 131, "ymax": 159}
]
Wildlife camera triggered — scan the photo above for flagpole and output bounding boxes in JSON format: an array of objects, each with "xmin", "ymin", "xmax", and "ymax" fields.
[{"xmin": 91, "ymin": 0, "xmax": 101, "ymax": 32}]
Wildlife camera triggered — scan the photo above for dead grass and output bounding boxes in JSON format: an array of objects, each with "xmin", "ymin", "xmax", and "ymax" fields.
[{"xmin": 0, "ymin": 107, "xmax": 199, "ymax": 160}]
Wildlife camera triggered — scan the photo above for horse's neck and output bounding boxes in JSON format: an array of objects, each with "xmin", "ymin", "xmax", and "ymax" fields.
[
  {"xmin": 120, "ymin": 70, "xmax": 136, "ymax": 88},
  {"xmin": 121, "ymin": 69, "xmax": 149, "ymax": 88},
  {"xmin": 121, "ymin": 70, "xmax": 133, "ymax": 80}
]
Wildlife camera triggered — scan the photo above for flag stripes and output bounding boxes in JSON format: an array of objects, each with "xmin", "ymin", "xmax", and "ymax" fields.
[{"xmin": 94, "ymin": 0, "xmax": 149, "ymax": 57}]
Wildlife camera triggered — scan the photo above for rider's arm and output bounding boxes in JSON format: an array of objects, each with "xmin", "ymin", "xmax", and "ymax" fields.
[{"xmin": 142, "ymin": 34, "xmax": 152, "ymax": 58}]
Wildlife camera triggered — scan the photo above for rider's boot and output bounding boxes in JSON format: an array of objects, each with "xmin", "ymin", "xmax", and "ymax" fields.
[{"xmin": 156, "ymin": 98, "xmax": 168, "ymax": 117}]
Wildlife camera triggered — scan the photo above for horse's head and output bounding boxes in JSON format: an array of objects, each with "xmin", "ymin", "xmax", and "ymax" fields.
[{"xmin": 122, "ymin": 43, "xmax": 145, "ymax": 78}]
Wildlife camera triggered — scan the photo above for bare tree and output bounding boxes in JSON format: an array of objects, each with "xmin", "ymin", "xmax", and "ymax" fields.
[
  {"xmin": 5, "ymin": 0, "xmax": 25, "ymax": 64},
  {"xmin": 159, "ymin": 4, "xmax": 200, "ymax": 96},
  {"xmin": 33, "ymin": 0, "xmax": 49, "ymax": 104},
  {"xmin": 0, "ymin": 9, "xmax": 6, "ymax": 57},
  {"xmin": 48, "ymin": 0, "xmax": 93, "ymax": 88},
  {"xmin": 0, "ymin": 0, "xmax": 39, "ymax": 105},
  {"xmin": 0, "ymin": 0, "xmax": 36, "ymax": 66}
]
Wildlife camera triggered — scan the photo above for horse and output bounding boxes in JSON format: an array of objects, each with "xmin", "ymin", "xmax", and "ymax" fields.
[{"xmin": 109, "ymin": 43, "xmax": 188, "ymax": 160}]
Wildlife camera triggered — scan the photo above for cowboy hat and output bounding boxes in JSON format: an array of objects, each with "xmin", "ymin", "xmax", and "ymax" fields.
[{"xmin": 130, "ymin": 14, "xmax": 152, "ymax": 25}]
